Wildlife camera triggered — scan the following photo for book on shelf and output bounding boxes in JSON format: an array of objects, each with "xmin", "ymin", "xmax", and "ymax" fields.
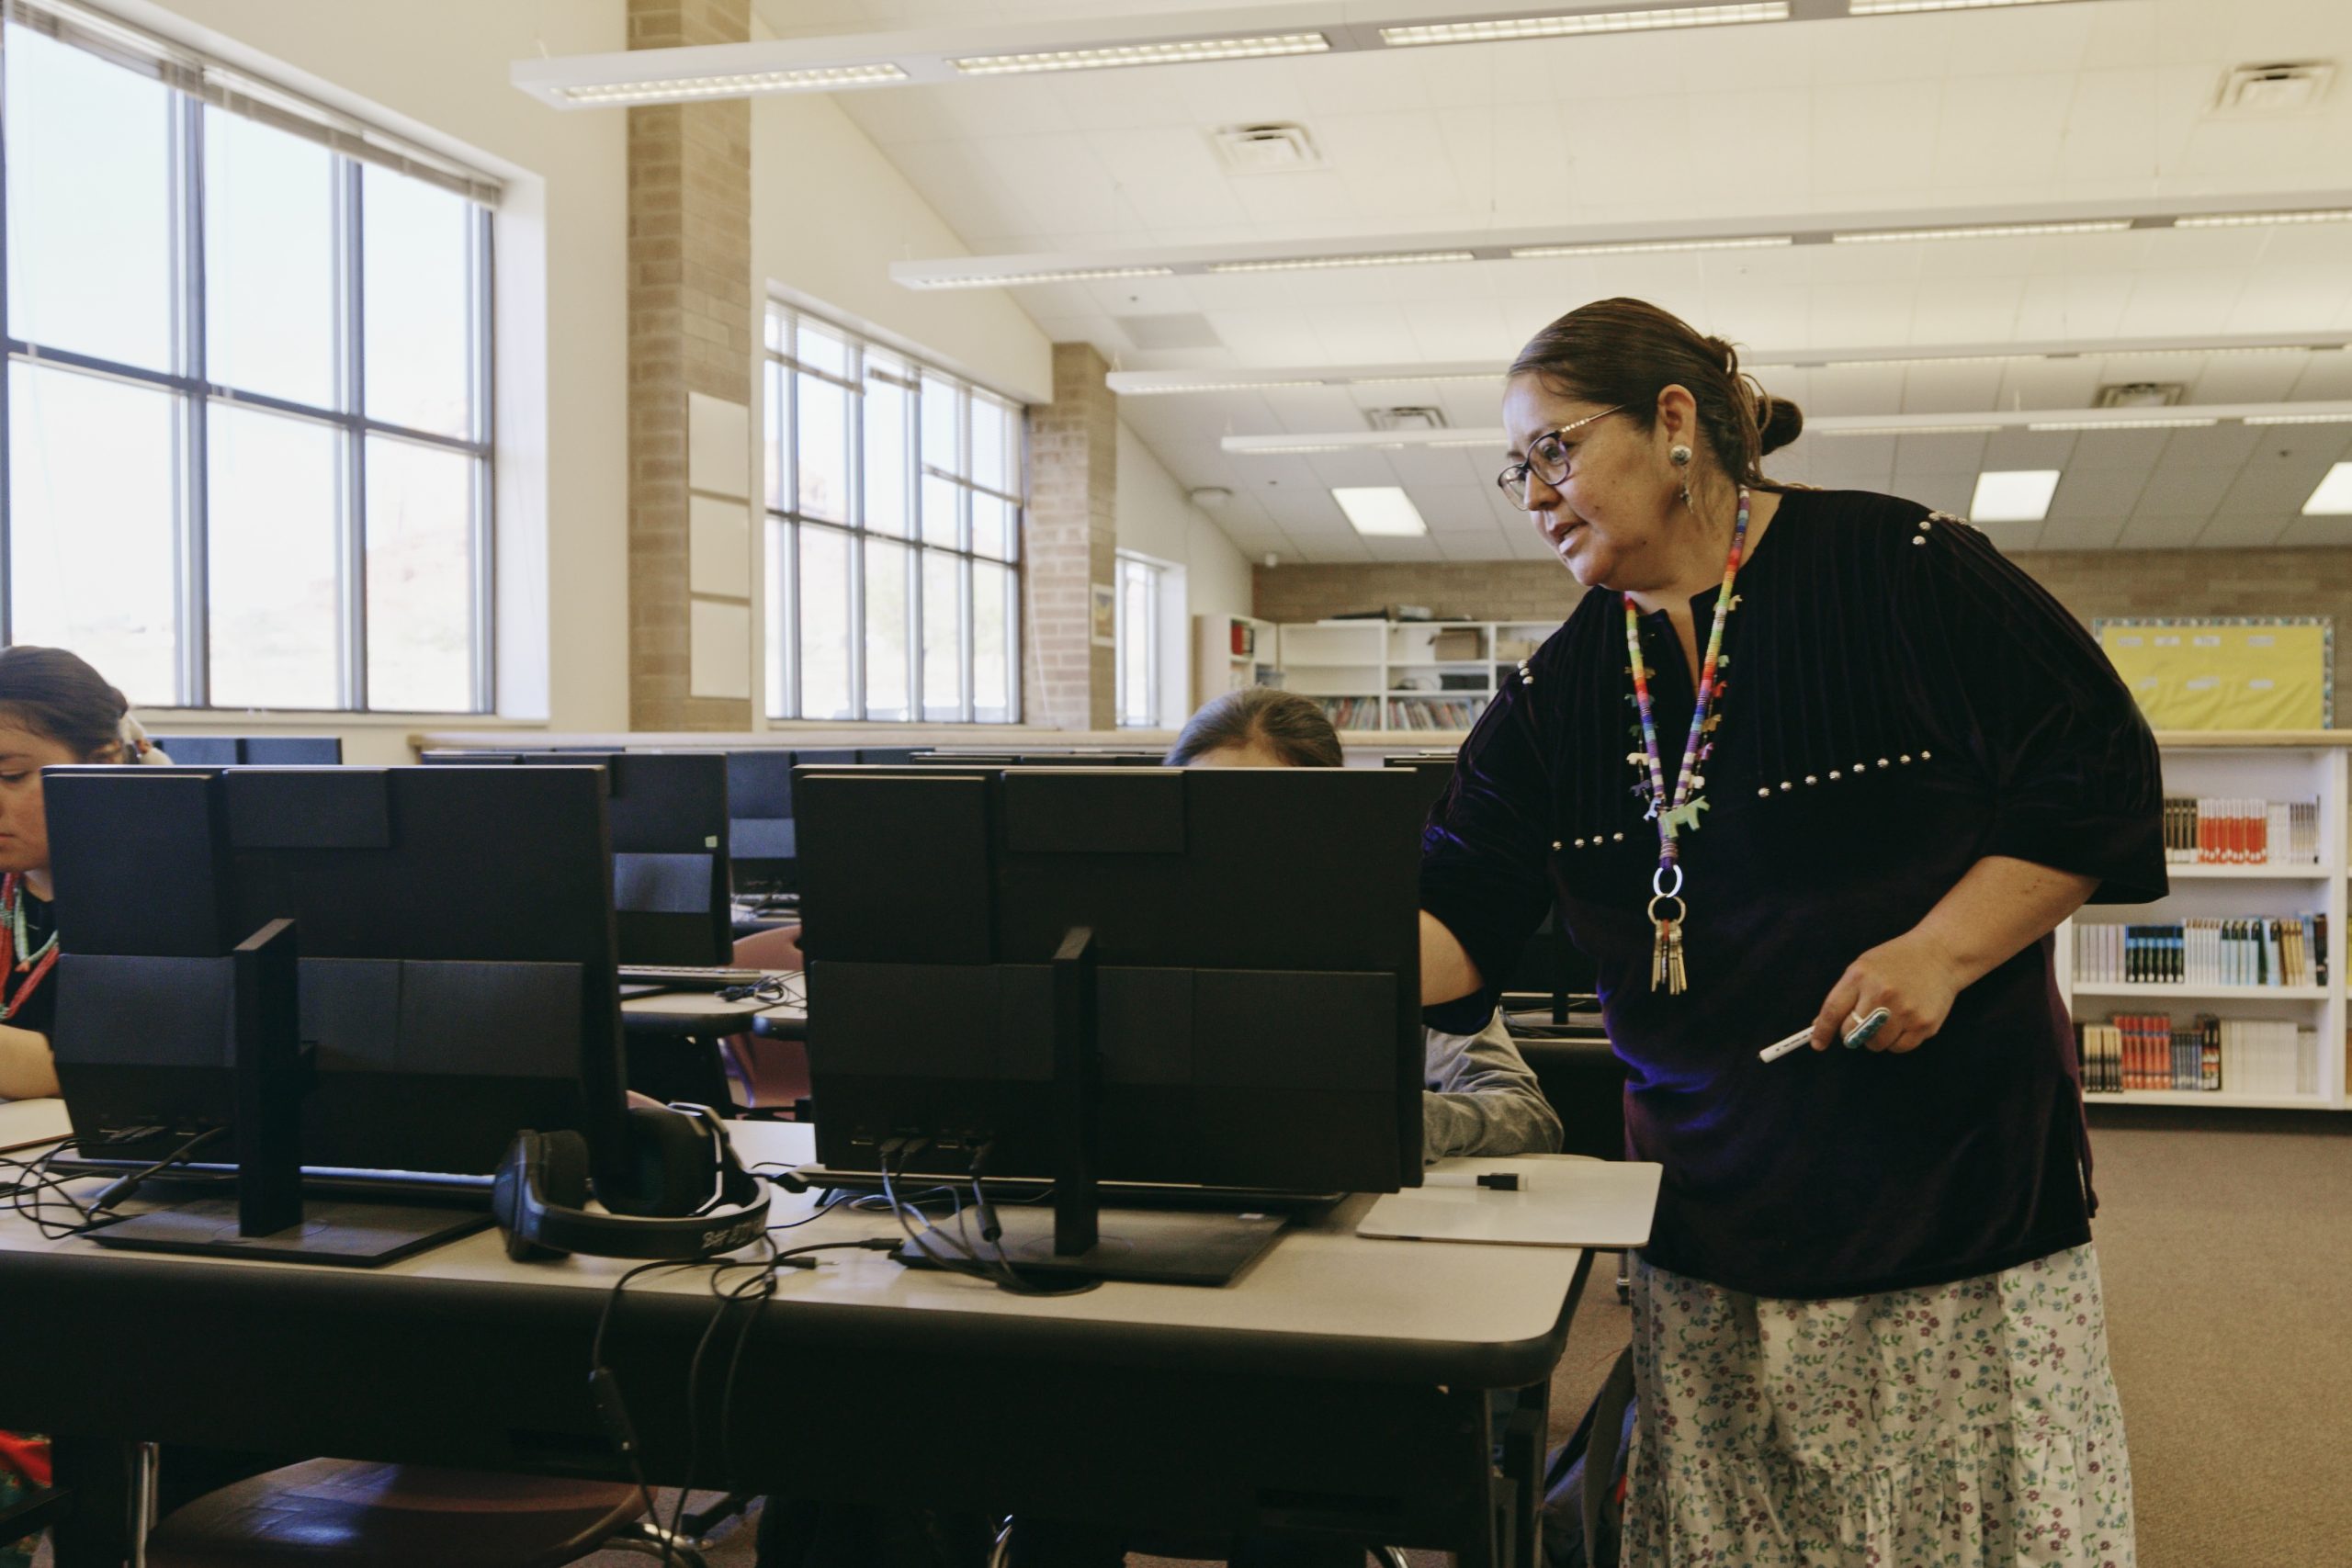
[
  {"xmin": 2161, "ymin": 795, "xmax": 2321, "ymax": 866},
  {"xmin": 1315, "ymin": 696, "xmax": 1380, "ymax": 729},
  {"xmin": 2075, "ymin": 1012, "xmax": 2315, "ymax": 1096},
  {"xmin": 1385, "ymin": 695, "xmax": 1481, "ymax": 730},
  {"xmin": 2074, "ymin": 914, "xmax": 2327, "ymax": 987}
]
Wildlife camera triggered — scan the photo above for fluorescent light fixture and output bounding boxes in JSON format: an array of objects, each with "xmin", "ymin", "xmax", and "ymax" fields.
[
  {"xmin": 950, "ymin": 33, "xmax": 1329, "ymax": 75},
  {"xmin": 1849, "ymin": 0, "xmax": 2075, "ymax": 12},
  {"xmin": 2175, "ymin": 209, "xmax": 2352, "ymax": 229},
  {"xmin": 2304, "ymin": 463, "xmax": 2352, "ymax": 515},
  {"xmin": 1349, "ymin": 371, "xmax": 1501, "ymax": 386},
  {"xmin": 2027, "ymin": 416, "xmax": 2218, "ymax": 432},
  {"xmin": 1209, "ymin": 251, "xmax": 1478, "ymax": 274},
  {"xmin": 2244, "ymin": 412, "xmax": 2352, "ymax": 426},
  {"xmin": 556, "ymin": 63, "xmax": 908, "ymax": 103},
  {"xmin": 1247, "ymin": 444, "xmax": 1359, "ymax": 455},
  {"xmin": 1118, "ymin": 379, "xmax": 1327, "ymax": 395},
  {"xmin": 1970, "ymin": 469, "xmax": 2062, "ymax": 524},
  {"xmin": 1824, "ymin": 355, "xmax": 2023, "ymax": 369},
  {"xmin": 1832, "ymin": 220, "xmax": 2131, "ymax": 243},
  {"xmin": 1510, "ymin": 235, "xmax": 1792, "ymax": 259},
  {"xmin": 902, "ymin": 265, "xmax": 1175, "ymax": 290},
  {"xmin": 1381, "ymin": 5, "xmax": 1787, "ymax": 47},
  {"xmin": 1816, "ymin": 423, "xmax": 2002, "ymax": 437},
  {"xmin": 1331, "ymin": 487, "xmax": 1430, "ymax": 536}
]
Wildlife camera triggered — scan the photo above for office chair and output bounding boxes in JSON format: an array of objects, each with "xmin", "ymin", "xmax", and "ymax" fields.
[
  {"xmin": 142, "ymin": 1460, "xmax": 710, "ymax": 1567},
  {"xmin": 721, "ymin": 922, "xmax": 810, "ymax": 1112}
]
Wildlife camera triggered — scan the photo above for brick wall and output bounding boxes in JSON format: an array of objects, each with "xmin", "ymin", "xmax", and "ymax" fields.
[
  {"xmin": 626, "ymin": 0, "xmax": 752, "ymax": 729},
  {"xmin": 1254, "ymin": 547, "xmax": 2352, "ymax": 711},
  {"xmin": 1025, "ymin": 344, "xmax": 1118, "ymax": 729}
]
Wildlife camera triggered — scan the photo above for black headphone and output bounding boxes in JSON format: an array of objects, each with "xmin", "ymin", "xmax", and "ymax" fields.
[{"xmin": 492, "ymin": 1102, "xmax": 770, "ymax": 1262}]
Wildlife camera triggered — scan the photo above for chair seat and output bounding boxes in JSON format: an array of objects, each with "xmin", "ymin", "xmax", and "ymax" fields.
[{"xmin": 145, "ymin": 1460, "xmax": 644, "ymax": 1568}]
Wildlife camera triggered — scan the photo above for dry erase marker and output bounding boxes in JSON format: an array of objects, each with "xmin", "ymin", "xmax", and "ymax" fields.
[
  {"xmin": 1758, "ymin": 1027, "xmax": 1812, "ymax": 1063},
  {"xmin": 1422, "ymin": 1170, "xmax": 1525, "ymax": 1191},
  {"xmin": 1758, "ymin": 1008, "xmax": 1891, "ymax": 1063}
]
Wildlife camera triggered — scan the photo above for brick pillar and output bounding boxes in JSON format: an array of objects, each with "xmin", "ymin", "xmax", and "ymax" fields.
[
  {"xmin": 1023, "ymin": 343, "xmax": 1118, "ymax": 730},
  {"xmin": 627, "ymin": 0, "xmax": 753, "ymax": 729}
]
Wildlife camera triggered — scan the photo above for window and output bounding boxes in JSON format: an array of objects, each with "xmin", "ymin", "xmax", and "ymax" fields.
[
  {"xmin": 765, "ymin": 306, "xmax": 1021, "ymax": 723},
  {"xmin": 1115, "ymin": 554, "xmax": 1161, "ymax": 729},
  {"xmin": 0, "ymin": 15, "xmax": 494, "ymax": 712}
]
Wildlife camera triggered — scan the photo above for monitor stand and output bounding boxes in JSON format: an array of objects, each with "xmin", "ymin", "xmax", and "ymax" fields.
[
  {"xmin": 894, "ymin": 1206, "xmax": 1288, "ymax": 1288},
  {"xmin": 86, "ymin": 919, "xmax": 487, "ymax": 1269}
]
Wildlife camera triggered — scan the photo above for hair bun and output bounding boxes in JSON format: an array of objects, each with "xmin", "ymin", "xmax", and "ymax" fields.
[{"xmin": 1756, "ymin": 394, "xmax": 1804, "ymax": 455}]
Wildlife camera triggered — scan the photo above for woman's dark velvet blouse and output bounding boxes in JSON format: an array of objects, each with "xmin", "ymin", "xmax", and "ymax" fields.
[{"xmin": 1420, "ymin": 489, "xmax": 2166, "ymax": 1300}]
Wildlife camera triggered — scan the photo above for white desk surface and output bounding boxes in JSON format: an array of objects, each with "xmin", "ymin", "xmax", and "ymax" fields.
[
  {"xmin": 0, "ymin": 1096, "xmax": 70, "ymax": 1151},
  {"xmin": 0, "ymin": 1120, "xmax": 1587, "ymax": 1368},
  {"xmin": 619, "ymin": 991, "xmax": 806, "ymax": 1026}
]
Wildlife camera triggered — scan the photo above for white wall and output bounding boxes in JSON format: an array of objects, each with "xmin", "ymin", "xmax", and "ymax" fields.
[
  {"xmin": 1114, "ymin": 423, "xmax": 1253, "ymax": 723},
  {"xmin": 111, "ymin": 0, "xmax": 631, "ymax": 765}
]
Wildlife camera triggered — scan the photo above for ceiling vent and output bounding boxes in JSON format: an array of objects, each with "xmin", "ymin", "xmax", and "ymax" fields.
[
  {"xmin": 1365, "ymin": 406, "xmax": 1448, "ymax": 432},
  {"xmin": 2095, "ymin": 382, "xmax": 2187, "ymax": 410},
  {"xmin": 1211, "ymin": 122, "xmax": 1322, "ymax": 175},
  {"xmin": 2215, "ymin": 62, "xmax": 2335, "ymax": 114}
]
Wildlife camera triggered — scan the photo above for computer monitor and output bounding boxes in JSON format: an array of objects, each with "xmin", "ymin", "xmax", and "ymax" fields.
[
  {"xmin": 154, "ymin": 736, "xmax": 343, "ymax": 765},
  {"xmin": 723, "ymin": 748, "xmax": 862, "ymax": 899},
  {"xmin": 1382, "ymin": 752, "xmax": 1595, "ymax": 1021},
  {"xmin": 908, "ymin": 750, "xmax": 1170, "ymax": 767},
  {"xmin": 794, "ymin": 762, "xmax": 1427, "ymax": 1281},
  {"xmin": 45, "ymin": 764, "xmax": 628, "ymax": 1263},
  {"xmin": 420, "ymin": 750, "xmax": 731, "ymax": 964}
]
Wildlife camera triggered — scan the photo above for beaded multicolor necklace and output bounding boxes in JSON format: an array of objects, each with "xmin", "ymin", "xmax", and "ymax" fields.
[
  {"xmin": 1622, "ymin": 485, "xmax": 1750, "ymax": 994},
  {"xmin": 0, "ymin": 873, "xmax": 60, "ymax": 1023}
]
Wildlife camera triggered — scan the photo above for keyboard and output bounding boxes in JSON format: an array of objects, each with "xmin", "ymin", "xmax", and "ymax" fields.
[{"xmin": 617, "ymin": 965, "xmax": 774, "ymax": 991}]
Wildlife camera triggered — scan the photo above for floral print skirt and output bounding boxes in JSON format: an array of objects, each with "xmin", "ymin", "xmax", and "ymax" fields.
[{"xmin": 1622, "ymin": 1244, "xmax": 2135, "ymax": 1568}]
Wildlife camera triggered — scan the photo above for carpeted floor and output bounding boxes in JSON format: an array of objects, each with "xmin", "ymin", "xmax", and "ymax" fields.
[{"xmin": 218, "ymin": 1109, "xmax": 2337, "ymax": 1568}]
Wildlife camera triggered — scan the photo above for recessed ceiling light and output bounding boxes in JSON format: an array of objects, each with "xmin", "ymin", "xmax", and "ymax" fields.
[
  {"xmin": 903, "ymin": 265, "xmax": 1176, "ymax": 290},
  {"xmin": 2175, "ymin": 209, "xmax": 2352, "ymax": 229},
  {"xmin": 2244, "ymin": 412, "xmax": 2352, "ymax": 426},
  {"xmin": 2027, "ymin": 417, "xmax": 2219, "ymax": 432},
  {"xmin": 1833, "ymin": 220, "xmax": 2132, "ymax": 243},
  {"xmin": 1823, "ymin": 355, "xmax": 2024, "ymax": 369},
  {"xmin": 1510, "ymin": 235, "xmax": 1792, "ymax": 259},
  {"xmin": 1209, "ymin": 251, "xmax": 1478, "ymax": 274},
  {"xmin": 1970, "ymin": 470, "xmax": 2062, "ymax": 524},
  {"xmin": 1332, "ymin": 487, "xmax": 1430, "ymax": 536},
  {"xmin": 1849, "ymin": 0, "xmax": 2075, "ymax": 13},
  {"xmin": 1382, "ymin": 5, "xmax": 1788, "ymax": 47},
  {"xmin": 2304, "ymin": 463, "xmax": 2352, "ymax": 515},
  {"xmin": 557, "ymin": 62, "xmax": 909, "ymax": 103},
  {"xmin": 950, "ymin": 33, "xmax": 1330, "ymax": 75}
]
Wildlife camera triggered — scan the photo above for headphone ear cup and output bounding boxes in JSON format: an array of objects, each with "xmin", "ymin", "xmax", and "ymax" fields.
[
  {"xmin": 494, "ymin": 1130, "xmax": 593, "ymax": 1262},
  {"xmin": 601, "ymin": 1105, "xmax": 715, "ymax": 1218}
]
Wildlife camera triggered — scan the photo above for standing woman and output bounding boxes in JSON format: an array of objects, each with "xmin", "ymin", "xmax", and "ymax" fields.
[
  {"xmin": 0, "ymin": 645, "xmax": 166, "ymax": 1100},
  {"xmin": 1420, "ymin": 299, "xmax": 2161, "ymax": 1566}
]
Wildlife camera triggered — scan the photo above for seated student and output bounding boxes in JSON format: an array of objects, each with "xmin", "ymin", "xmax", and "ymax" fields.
[
  {"xmin": 0, "ymin": 646, "xmax": 168, "ymax": 1102},
  {"xmin": 1163, "ymin": 685, "xmax": 1562, "ymax": 1164}
]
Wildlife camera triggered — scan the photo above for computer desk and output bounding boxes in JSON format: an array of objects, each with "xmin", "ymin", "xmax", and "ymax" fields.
[
  {"xmin": 618, "ymin": 989, "xmax": 807, "ymax": 1040},
  {"xmin": 2, "ymin": 1116, "xmax": 1592, "ymax": 1568}
]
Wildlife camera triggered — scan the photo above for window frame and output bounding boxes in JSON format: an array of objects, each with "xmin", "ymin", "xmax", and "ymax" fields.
[
  {"xmin": 764, "ymin": 303, "xmax": 1022, "ymax": 725},
  {"xmin": 1114, "ymin": 551, "xmax": 1162, "ymax": 730},
  {"xmin": 0, "ymin": 27, "xmax": 496, "ymax": 715}
]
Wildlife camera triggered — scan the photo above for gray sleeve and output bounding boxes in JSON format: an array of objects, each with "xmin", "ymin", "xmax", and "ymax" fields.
[{"xmin": 1421, "ymin": 1009, "xmax": 1564, "ymax": 1163}]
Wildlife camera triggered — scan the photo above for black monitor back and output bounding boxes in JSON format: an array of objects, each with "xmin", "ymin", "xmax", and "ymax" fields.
[
  {"xmin": 157, "ymin": 735, "xmax": 343, "ymax": 765},
  {"xmin": 796, "ymin": 764, "xmax": 1426, "ymax": 1194},
  {"xmin": 420, "ymin": 749, "xmax": 730, "ymax": 964},
  {"xmin": 45, "ymin": 765, "xmax": 628, "ymax": 1181}
]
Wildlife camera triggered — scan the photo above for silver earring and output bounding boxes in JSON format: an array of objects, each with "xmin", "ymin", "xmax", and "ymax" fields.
[{"xmin": 1669, "ymin": 444, "xmax": 1692, "ymax": 468}]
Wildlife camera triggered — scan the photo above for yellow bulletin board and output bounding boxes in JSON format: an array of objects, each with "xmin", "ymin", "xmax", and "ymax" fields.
[{"xmin": 2094, "ymin": 617, "xmax": 2333, "ymax": 730}]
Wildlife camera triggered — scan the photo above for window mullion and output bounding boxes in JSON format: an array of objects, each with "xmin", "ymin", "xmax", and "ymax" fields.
[
  {"xmin": 340, "ymin": 155, "xmax": 367, "ymax": 710},
  {"xmin": 470, "ymin": 203, "xmax": 495, "ymax": 714},
  {"xmin": 178, "ymin": 89, "xmax": 209, "ymax": 708}
]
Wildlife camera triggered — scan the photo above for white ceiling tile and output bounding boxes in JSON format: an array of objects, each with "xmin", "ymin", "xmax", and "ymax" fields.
[
  {"xmin": 2035, "ymin": 514, "xmax": 2127, "ymax": 550},
  {"xmin": 2111, "ymin": 514, "xmax": 2209, "ymax": 549},
  {"xmin": 2190, "ymin": 513, "xmax": 2295, "ymax": 548},
  {"xmin": 2156, "ymin": 423, "xmax": 2262, "ymax": 468},
  {"xmin": 2045, "ymin": 466, "xmax": 2149, "ymax": 520},
  {"xmin": 2290, "ymin": 354, "xmax": 2352, "ymax": 400},
  {"xmin": 1804, "ymin": 366, "xmax": 1907, "ymax": 418},
  {"xmin": 2184, "ymin": 356, "xmax": 2304, "ymax": 404},
  {"xmin": 1415, "ymin": 486, "xmax": 1502, "ymax": 532},
  {"xmin": 2275, "ymin": 515, "xmax": 2352, "ymax": 548},
  {"xmin": 2218, "ymin": 443, "xmax": 2347, "ymax": 513},
  {"xmin": 2063, "ymin": 428, "xmax": 2173, "ymax": 471},
  {"xmin": 1809, "ymin": 80, "xmax": 1944, "ymax": 197},
  {"xmin": 1973, "ymin": 520, "xmax": 2044, "ymax": 554},
  {"xmin": 1931, "ymin": 73, "xmax": 2079, "ymax": 189},
  {"xmin": 2131, "ymin": 466, "xmax": 2235, "ymax": 520},
  {"xmin": 1905, "ymin": 473, "xmax": 1976, "ymax": 519},
  {"xmin": 1892, "ymin": 431, "xmax": 1991, "ymax": 479},
  {"xmin": 1980, "ymin": 429, "xmax": 2077, "ymax": 470},
  {"xmin": 2114, "ymin": 268, "xmax": 2251, "ymax": 339},
  {"xmin": 1900, "ymin": 363, "xmax": 2007, "ymax": 414}
]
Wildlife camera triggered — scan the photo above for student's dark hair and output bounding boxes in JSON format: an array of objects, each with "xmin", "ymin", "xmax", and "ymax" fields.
[
  {"xmin": 1165, "ymin": 687, "xmax": 1343, "ymax": 769},
  {"xmin": 1510, "ymin": 297, "xmax": 1803, "ymax": 491},
  {"xmin": 0, "ymin": 646, "xmax": 131, "ymax": 761}
]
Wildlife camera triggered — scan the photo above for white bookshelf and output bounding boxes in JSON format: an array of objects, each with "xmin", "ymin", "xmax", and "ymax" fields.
[
  {"xmin": 1192, "ymin": 614, "xmax": 1279, "ymax": 707},
  {"xmin": 1269, "ymin": 618, "xmax": 1558, "ymax": 735},
  {"xmin": 2056, "ymin": 740, "xmax": 2349, "ymax": 1112}
]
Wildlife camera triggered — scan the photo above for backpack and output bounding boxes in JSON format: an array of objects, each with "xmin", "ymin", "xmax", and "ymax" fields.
[{"xmin": 1540, "ymin": 1345, "xmax": 1636, "ymax": 1568}]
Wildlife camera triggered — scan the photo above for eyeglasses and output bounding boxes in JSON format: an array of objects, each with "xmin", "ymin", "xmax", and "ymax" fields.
[{"xmin": 1495, "ymin": 405, "xmax": 1624, "ymax": 507}]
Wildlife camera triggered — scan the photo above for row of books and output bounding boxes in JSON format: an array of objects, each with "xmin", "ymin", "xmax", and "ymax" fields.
[
  {"xmin": 2162, "ymin": 795, "xmax": 2321, "ymax": 865},
  {"xmin": 2078, "ymin": 1014, "xmax": 2320, "ymax": 1098},
  {"xmin": 1314, "ymin": 697, "xmax": 1382, "ymax": 729},
  {"xmin": 2074, "ymin": 916, "xmax": 2328, "ymax": 987},
  {"xmin": 1386, "ymin": 697, "xmax": 1484, "ymax": 730}
]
